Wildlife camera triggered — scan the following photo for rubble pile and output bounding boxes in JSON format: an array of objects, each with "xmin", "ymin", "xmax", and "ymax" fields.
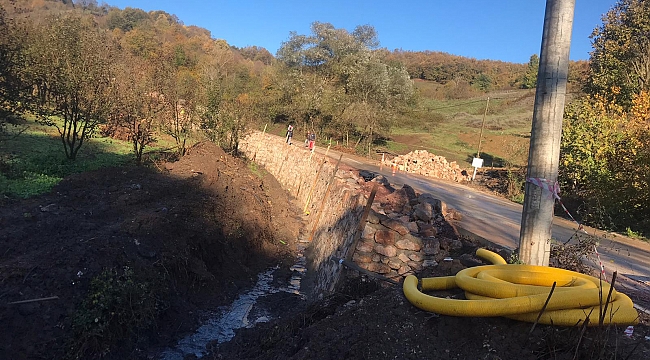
[
  {"xmin": 352, "ymin": 181, "xmax": 481, "ymax": 281},
  {"xmin": 384, "ymin": 150, "xmax": 471, "ymax": 182}
]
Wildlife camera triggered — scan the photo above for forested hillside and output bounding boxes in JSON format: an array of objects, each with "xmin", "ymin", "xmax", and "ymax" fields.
[
  {"xmin": 3, "ymin": 0, "xmax": 650, "ymax": 236},
  {"xmin": 0, "ymin": 0, "xmax": 586, "ymax": 155}
]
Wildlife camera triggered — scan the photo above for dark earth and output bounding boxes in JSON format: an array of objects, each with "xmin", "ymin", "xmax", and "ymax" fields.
[{"xmin": 1, "ymin": 142, "xmax": 649, "ymax": 360}]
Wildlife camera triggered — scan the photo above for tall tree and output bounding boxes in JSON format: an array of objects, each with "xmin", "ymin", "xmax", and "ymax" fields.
[
  {"xmin": 109, "ymin": 53, "xmax": 160, "ymax": 163},
  {"xmin": 0, "ymin": 5, "xmax": 26, "ymax": 125},
  {"xmin": 276, "ymin": 22, "xmax": 413, "ymax": 148},
  {"xmin": 520, "ymin": 54, "xmax": 540, "ymax": 89},
  {"xmin": 587, "ymin": 0, "xmax": 650, "ymax": 108},
  {"xmin": 158, "ymin": 63, "xmax": 199, "ymax": 156},
  {"xmin": 25, "ymin": 14, "xmax": 114, "ymax": 160},
  {"xmin": 560, "ymin": 92, "xmax": 650, "ymax": 233}
]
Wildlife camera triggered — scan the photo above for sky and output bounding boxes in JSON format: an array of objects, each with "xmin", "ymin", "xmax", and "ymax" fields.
[{"xmin": 105, "ymin": 0, "xmax": 617, "ymax": 64}]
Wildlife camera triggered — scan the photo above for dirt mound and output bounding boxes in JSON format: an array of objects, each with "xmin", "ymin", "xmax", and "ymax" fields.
[{"xmin": 0, "ymin": 142, "xmax": 302, "ymax": 359}]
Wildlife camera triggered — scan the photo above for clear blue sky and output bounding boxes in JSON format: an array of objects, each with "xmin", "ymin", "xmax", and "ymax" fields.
[{"xmin": 105, "ymin": 0, "xmax": 616, "ymax": 64}]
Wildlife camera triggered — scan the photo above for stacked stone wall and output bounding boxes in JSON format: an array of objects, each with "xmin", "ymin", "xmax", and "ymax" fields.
[
  {"xmin": 240, "ymin": 132, "xmax": 365, "ymax": 296},
  {"xmin": 240, "ymin": 132, "xmax": 462, "ymax": 296}
]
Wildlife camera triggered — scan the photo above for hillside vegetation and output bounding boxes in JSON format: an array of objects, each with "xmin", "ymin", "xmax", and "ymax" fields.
[{"xmin": 1, "ymin": 0, "xmax": 649, "ymax": 235}]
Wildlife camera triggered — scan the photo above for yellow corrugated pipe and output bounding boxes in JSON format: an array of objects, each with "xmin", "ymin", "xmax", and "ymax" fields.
[{"xmin": 403, "ymin": 249, "xmax": 639, "ymax": 326}]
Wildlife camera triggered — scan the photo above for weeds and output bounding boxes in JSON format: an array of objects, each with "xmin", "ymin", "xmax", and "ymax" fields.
[
  {"xmin": 248, "ymin": 161, "xmax": 265, "ymax": 179},
  {"xmin": 69, "ymin": 266, "xmax": 165, "ymax": 359},
  {"xmin": 502, "ymin": 139, "xmax": 527, "ymax": 203},
  {"xmin": 542, "ymin": 233, "xmax": 644, "ymax": 360},
  {"xmin": 549, "ymin": 232, "xmax": 599, "ymax": 275},
  {"xmin": 624, "ymin": 227, "xmax": 647, "ymax": 241},
  {"xmin": 507, "ymin": 251, "xmax": 524, "ymax": 265},
  {"xmin": 533, "ymin": 271, "xmax": 641, "ymax": 360}
]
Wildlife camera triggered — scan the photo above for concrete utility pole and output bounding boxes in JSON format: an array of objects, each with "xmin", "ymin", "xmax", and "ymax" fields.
[{"xmin": 519, "ymin": 0, "xmax": 575, "ymax": 266}]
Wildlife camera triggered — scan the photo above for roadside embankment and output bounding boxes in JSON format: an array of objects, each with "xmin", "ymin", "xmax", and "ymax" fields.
[{"xmin": 239, "ymin": 132, "xmax": 490, "ymax": 297}]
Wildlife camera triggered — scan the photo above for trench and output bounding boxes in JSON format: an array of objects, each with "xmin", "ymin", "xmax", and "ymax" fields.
[
  {"xmin": 158, "ymin": 243, "xmax": 308, "ymax": 360},
  {"xmin": 158, "ymin": 133, "xmax": 368, "ymax": 359}
]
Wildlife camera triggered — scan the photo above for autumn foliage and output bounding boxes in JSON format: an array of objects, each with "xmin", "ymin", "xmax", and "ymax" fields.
[
  {"xmin": 559, "ymin": 0, "xmax": 650, "ymax": 235},
  {"xmin": 560, "ymin": 91, "xmax": 650, "ymax": 234}
]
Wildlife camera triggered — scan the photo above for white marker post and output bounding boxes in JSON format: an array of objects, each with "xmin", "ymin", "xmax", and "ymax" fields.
[{"xmin": 472, "ymin": 157, "xmax": 483, "ymax": 181}]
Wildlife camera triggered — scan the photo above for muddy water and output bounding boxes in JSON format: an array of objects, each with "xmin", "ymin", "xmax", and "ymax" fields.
[{"xmin": 159, "ymin": 244, "xmax": 308, "ymax": 359}]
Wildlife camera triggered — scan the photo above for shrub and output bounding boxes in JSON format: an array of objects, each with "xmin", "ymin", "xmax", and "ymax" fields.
[{"xmin": 70, "ymin": 266, "xmax": 163, "ymax": 358}]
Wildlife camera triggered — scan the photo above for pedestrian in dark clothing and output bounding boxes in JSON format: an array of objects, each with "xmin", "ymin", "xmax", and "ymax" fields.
[{"xmin": 286, "ymin": 125, "xmax": 294, "ymax": 145}]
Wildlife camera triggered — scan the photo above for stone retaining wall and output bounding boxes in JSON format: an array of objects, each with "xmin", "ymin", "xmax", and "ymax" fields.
[
  {"xmin": 240, "ymin": 132, "xmax": 366, "ymax": 296},
  {"xmin": 239, "ymin": 132, "xmax": 460, "ymax": 296}
]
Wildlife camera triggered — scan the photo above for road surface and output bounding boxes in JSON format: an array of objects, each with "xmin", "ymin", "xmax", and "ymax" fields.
[{"xmin": 313, "ymin": 145, "xmax": 650, "ymax": 286}]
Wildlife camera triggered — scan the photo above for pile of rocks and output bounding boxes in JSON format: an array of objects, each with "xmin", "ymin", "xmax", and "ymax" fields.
[
  {"xmin": 352, "ymin": 182, "xmax": 475, "ymax": 280},
  {"xmin": 383, "ymin": 150, "xmax": 471, "ymax": 182}
]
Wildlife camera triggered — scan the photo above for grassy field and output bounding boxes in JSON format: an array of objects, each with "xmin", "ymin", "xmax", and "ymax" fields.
[
  {"xmin": 380, "ymin": 83, "xmax": 536, "ymax": 167},
  {"xmin": 261, "ymin": 84, "xmax": 536, "ymax": 168},
  {"xmin": 0, "ymin": 117, "xmax": 177, "ymax": 198}
]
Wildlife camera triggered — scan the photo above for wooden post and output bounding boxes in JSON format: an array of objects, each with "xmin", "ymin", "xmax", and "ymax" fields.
[
  {"xmin": 325, "ymin": 144, "xmax": 331, "ymax": 158},
  {"xmin": 252, "ymin": 124, "xmax": 268, "ymax": 161},
  {"xmin": 519, "ymin": 0, "xmax": 575, "ymax": 266},
  {"xmin": 295, "ymin": 171, "xmax": 305, "ymax": 197},
  {"xmin": 476, "ymin": 97, "xmax": 490, "ymax": 158},
  {"xmin": 276, "ymin": 147, "xmax": 290, "ymax": 179}
]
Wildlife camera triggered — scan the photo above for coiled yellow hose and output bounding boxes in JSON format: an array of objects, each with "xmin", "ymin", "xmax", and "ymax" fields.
[{"xmin": 403, "ymin": 249, "xmax": 639, "ymax": 326}]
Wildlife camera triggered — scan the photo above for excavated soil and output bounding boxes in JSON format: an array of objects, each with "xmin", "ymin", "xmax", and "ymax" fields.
[
  {"xmin": 1, "ymin": 142, "xmax": 649, "ymax": 360},
  {"xmin": 0, "ymin": 142, "xmax": 302, "ymax": 359}
]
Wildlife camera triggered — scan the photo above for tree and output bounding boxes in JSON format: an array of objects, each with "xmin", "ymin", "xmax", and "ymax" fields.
[
  {"xmin": 0, "ymin": 5, "xmax": 27, "ymax": 126},
  {"xmin": 200, "ymin": 59, "xmax": 263, "ymax": 151},
  {"xmin": 25, "ymin": 14, "xmax": 114, "ymax": 160},
  {"xmin": 105, "ymin": 7, "xmax": 148, "ymax": 32},
  {"xmin": 474, "ymin": 73, "xmax": 493, "ymax": 91},
  {"xmin": 587, "ymin": 0, "xmax": 650, "ymax": 108},
  {"xmin": 237, "ymin": 46, "xmax": 274, "ymax": 66},
  {"xmin": 342, "ymin": 51, "xmax": 414, "ymax": 153},
  {"xmin": 276, "ymin": 22, "xmax": 414, "ymax": 148},
  {"xmin": 560, "ymin": 97, "xmax": 623, "ymax": 201},
  {"xmin": 558, "ymin": 0, "xmax": 650, "ymax": 235},
  {"xmin": 519, "ymin": 54, "xmax": 540, "ymax": 89},
  {"xmin": 159, "ymin": 64, "xmax": 199, "ymax": 156},
  {"xmin": 560, "ymin": 93, "xmax": 650, "ymax": 233},
  {"xmin": 108, "ymin": 53, "xmax": 160, "ymax": 163}
]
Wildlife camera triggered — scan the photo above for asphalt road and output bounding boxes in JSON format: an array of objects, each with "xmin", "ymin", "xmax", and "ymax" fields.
[{"xmin": 313, "ymin": 145, "xmax": 650, "ymax": 285}]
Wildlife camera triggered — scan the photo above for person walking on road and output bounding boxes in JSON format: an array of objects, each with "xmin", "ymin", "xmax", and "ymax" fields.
[
  {"xmin": 308, "ymin": 132, "xmax": 316, "ymax": 152},
  {"xmin": 285, "ymin": 124, "xmax": 294, "ymax": 145}
]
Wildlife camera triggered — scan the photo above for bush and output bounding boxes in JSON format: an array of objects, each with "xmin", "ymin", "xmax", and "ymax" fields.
[
  {"xmin": 70, "ymin": 266, "xmax": 164, "ymax": 358},
  {"xmin": 560, "ymin": 95, "xmax": 650, "ymax": 236}
]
